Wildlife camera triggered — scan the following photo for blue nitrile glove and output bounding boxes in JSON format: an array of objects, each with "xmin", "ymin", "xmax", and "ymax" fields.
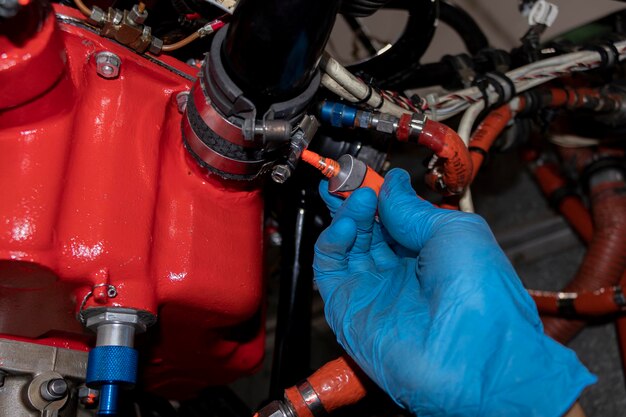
[{"xmin": 313, "ymin": 168, "xmax": 596, "ymax": 417}]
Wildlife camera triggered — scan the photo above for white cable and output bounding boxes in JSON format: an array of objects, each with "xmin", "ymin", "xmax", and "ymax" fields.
[
  {"xmin": 431, "ymin": 40, "xmax": 626, "ymax": 120},
  {"xmin": 456, "ymin": 101, "xmax": 484, "ymax": 213}
]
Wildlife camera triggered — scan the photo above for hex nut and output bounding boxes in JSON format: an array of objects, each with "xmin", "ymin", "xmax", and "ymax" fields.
[
  {"xmin": 128, "ymin": 4, "xmax": 148, "ymax": 25},
  {"xmin": 88, "ymin": 6, "xmax": 106, "ymax": 25},
  {"xmin": 95, "ymin": 52, "xmax": 121, "ymax": 79},
  {"xmin": 271, "ymin": 165, "xmax": 292, "ymax": 184},
  {"xmin": 149, "ymin": 37, "xmax": 163, "ymax": 55},
  {"xmin": 111, "ymin": 9, "xmax": 124, "ymax": 25},
  {"xmin": 375, "ymin": 113, "xmax": 397, "ymax": 134}
]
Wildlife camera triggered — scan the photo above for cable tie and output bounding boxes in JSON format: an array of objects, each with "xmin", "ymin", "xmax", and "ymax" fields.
[
  {"xmin": 472, "ymin": 76, "xmax": 491, "ymax": 108},
  {"xmin": 583, "ymin": 42, "xmax": 620, "ymax": 70},
  {"xmin": 484, "ymin": 71, "xmax": 516, "ymax": 107},
  {"xmin": 352, "ymin": 84, "xmax": 373, "ymax": 106}
]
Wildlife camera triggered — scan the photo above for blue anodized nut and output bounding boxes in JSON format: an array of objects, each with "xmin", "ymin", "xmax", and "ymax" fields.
[{"xmin": 86, "ymin": 345, "xmax": 139, "ymax": 416}]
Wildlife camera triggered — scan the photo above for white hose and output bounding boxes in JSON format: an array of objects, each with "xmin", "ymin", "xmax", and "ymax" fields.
[{"xmin": 320, "ymin": 54, "xmax": 409, "ymax": 117}]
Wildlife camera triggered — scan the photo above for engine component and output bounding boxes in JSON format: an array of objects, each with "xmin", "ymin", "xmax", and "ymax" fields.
[
  {"xmin": 181, "ymin": 0, "xmax": 340, "ymax": 179},
  {"xmin": 0, "ymin": 2, "xmax": 265, "ymax": 404},
  {"xmin": 87, "ymin": 4, "xmax": 163, "ymax": 54},
  {"xmin": 0, "ymin": 338, "xmax": 88, "ymax": 417},
  {"xmin": 84, "ymin": 309, "xmax": 154, "ymax": 415}
]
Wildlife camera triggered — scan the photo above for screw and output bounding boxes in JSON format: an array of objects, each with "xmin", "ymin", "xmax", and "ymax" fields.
[
  {"xmin": 107, "ymin": 286, "xmax": 117, "ymax": 298},
  {"xmin": 95, "ymin": 52, "xmax": 121, "ymax": 79},
  {"xmin": 271, "ymin": 164, "xmax": 291, "ymax": 184},
  {"xmin": 40, "ymin": 378, "xmax": 68, "ymax": 401},
  {"xmin": 176, "ymin": 91, "xmax": 189, "ymax": 113}
]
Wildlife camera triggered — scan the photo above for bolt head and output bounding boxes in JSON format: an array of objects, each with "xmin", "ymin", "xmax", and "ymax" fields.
[
  {"xmin": 95, "ymin": 52, "xmax": 121, "ymax": 79},
  {"xmin": 271, "ymin": 165, "xmax": 291, "ymax": 184}
]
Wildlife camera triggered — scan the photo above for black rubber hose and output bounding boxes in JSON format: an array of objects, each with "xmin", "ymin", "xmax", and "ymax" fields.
[
  {"xmin": 340, "ymin": 0, "xmax": 390, "ymax": 17},
  {"xmin": 222, "ymin": 0, "xmax": 341, "ymax": 105},
  {"xmin": 439, "ymin": 0, "xmax": 489, "ymax": 54}
]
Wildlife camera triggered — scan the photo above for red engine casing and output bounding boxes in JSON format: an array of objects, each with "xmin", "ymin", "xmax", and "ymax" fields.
[{"xmin": 0, "ymin": 4, "xmax": 265, "ymax": 398}]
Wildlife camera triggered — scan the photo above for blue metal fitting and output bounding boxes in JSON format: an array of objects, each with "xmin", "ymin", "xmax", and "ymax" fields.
[
  {"xmin": 319, "ymin": 101, "xmax": 358, "ymax": 128},
  {"xmin": 86, "ymin": 345, "xmax": 139, "ymax": 416}
]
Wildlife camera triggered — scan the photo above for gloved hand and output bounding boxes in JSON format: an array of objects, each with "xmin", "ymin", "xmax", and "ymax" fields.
[{"xmin": 313, "ymin": 168, "xmax": 595, "ymax": 417}]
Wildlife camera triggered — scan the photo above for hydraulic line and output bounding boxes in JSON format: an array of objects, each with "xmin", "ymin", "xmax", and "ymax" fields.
[
  {"xmin": 73, "ymin": 0, "xmax": 91, "ymax": 16},
  {"xmin": 161, "ymin": 19, "xmax": 225, "ymax": 52},
  {"xmin": 318, "ymin": 102, "xmax": 472, "ymax": 194}
]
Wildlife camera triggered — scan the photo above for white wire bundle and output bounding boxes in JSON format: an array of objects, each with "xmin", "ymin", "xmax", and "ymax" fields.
[{"xmin": 433, "ymin": 40, "xmax": 626, "ymax": 121}]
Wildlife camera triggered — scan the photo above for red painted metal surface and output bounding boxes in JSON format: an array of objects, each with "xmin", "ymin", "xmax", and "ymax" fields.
[{"xmin": 0, "ymin": 4, "xmax": 265, "ymax": 398}]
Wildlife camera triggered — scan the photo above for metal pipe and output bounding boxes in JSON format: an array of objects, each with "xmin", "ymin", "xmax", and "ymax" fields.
[{"xmin": 222, "ymin": 0, "xmax": 341, "ymax": 106}]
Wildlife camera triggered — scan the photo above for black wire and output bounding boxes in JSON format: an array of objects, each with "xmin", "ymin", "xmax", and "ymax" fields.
[{"xmin": 439, "ymin": 0, "xmax": 489, "ymax": 55}]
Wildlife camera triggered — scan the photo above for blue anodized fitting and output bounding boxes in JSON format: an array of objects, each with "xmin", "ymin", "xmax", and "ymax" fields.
[
  {"xmin": 84, "ymin": 309, "xmax": 149, "ymax": 416},
  {"xmin": 319, "ymin": 101, "xmax": 358, "ymax": 128}
]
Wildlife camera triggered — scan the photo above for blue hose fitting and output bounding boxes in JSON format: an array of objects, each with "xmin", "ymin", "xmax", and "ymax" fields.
[
  {"xmin": 319, "ymin": 101, "xmax": 358, "ymax": 128},
  {"xmin": 86, "ymin": 345, "xmax": 139, "ymax": 416}
]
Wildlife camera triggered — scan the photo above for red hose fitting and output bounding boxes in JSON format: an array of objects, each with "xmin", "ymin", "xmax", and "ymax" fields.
[{"xmin": 397, "ymin": 115, "xmax": 473, "ymax": 194}]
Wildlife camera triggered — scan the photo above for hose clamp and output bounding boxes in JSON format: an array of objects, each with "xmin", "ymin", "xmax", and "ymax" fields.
[{"xmin": 296, "ymin": 380, "xmax": 328, "ymax": 417}]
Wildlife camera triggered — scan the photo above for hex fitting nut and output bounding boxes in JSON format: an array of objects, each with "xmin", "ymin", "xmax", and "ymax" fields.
[
  {"xmin": 88, "ymin": 6, "xmax": 106, "ymax": 25},
  {"xmin": 271, "ymin": 165, "xmax": 292, "ymax": 184},
  {"xmin": 95, "ymin": 52, "xmax": 121, "ymax": 79},
  {"xmin": 128, "ymin": 4, "xmax": 148, "ymax": 25},
  {"xmin": 149, "ymin": 37, "xmax": 163, "ymax": 55}
]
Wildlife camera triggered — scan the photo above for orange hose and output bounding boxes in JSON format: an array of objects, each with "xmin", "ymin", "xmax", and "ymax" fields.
[
  {"xmin": 284, "ymin": 356, "xmax": 368, "ymax": 417},
  {"xmin": 542, "ymin": 179, "xmax": 626, "ymax": 343},
  {"xmin": 528, "ymin": 162, "xmax": 593, "ymax": 243},
  {"xmin": 301, "ymin": 149, "xmax": 340, "ymax": 179},
  {"xmin": 468, "ymin": 104, "xmax": 513, "ymax": 181}
]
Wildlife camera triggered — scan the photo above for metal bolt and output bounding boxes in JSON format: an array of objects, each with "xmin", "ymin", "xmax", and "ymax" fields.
[
  {"xmin": 268, "ymin": 232, "xmax": 282, "ymax": 247},
  {"xmin": 176, "ymin": 91, "xmax": 189, "ymax": 113},
  {"xmin": 95, "ymin": 52, "xmax": 121, "ymax": 79},
  {"xmin": 271, "ymin": 164, "xmax": 292, "ymax": 184},
  {"xmin": 40, "ymin": 378, "xmax": 68, "ymax": 401}
]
